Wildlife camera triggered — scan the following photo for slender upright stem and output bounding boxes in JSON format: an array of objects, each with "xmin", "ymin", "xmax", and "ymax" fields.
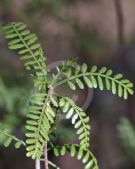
[
  {"xmin": 35, "ymin": 159, "xmax": 41, "ymax": 169},
  {"xmin": 44, "ymin": 142, "xmax": 49, "ymax": 169}
]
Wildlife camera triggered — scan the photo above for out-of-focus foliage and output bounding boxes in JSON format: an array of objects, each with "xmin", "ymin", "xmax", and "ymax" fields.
[
  {"xmin": 28, "ymin": 0, "xmax": 93, "ymax": 21},
  {"xmin": 0, "ymin": 129, "xmax": 25, "ymax": 148},
  {"xmin": 29, "ymin": 0, "xmax": 73, "ymax": 18},
  {"xmin": 72, "ymin": 24, "xmax": 106, "ymax": 57},
  {"xmin": 0, "ymin": 76, "xmax": 32, "ymax": 134},
  {"xmin": 30, "ymin": 0, "xmax": 82, "ymax": 9},
  {"xmin": 118, "ymin": 117, "xmax": 135, "ymax": 162},
  {"xmin": 0, "ymin": 77, "xmax": 31, "ymax": 113}
]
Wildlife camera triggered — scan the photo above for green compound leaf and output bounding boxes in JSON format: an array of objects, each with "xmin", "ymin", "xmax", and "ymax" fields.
[
  {"xmin": 25, "ymin": 93, "xmax": 55, "ymax": 159},
  {"xmin": 0, "ymin": 130, "xmax": 25, "ymax": 148},
  {"xmin": 3, "ymin": 22, "xmax": 47, "ymax": 76},
  {"xmin": 51, "ymin": 144, "xmax": 98, "ymax": 169},
  {"xmin": 53, "ymin": 64, "xmax": 134, "ymax": 100},
  {"xmin": 118, "ymin": 117, "xmax": 135, "ymax": 162},
  {"xmin": 59, "ymin": 96, "xmax": 90, "ymax": 148}
]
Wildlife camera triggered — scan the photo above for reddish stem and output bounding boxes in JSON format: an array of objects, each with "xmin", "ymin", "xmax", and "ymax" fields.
[
  {"xmin": 44, "ymin": 142, "xmax": 49, "ymax": 169},
  {"xmin": 35, "ymin": 159, "xmax": 41, "ymax": 169}
]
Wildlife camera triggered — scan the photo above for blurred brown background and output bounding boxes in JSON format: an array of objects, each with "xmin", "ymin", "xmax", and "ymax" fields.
[{"xmin": 0, "ymin": 0, "xmax": 135, "ymax": 169}]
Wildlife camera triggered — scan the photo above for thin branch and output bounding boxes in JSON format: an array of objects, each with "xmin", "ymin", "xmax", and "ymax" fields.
[
  {"xmin": 44, "ymin": 142, "xmax": 49, "ymax": 169},
  {"xmin": 35, "ymin": 159, "xmax": 41, "ymax": 169}
]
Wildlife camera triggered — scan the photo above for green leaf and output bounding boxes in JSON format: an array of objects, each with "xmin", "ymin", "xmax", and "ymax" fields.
[
  {"xmin": 75, "ymin": 65, "xmax": 80, "ymax": 74},
  {"xmin": 63, "ymin": 102, "xmax": 70, "ymax": 113},
  {"xmin": 72, "ymin": 114, "xmax": 78, "ymax": 124},
  {"xmin": 98, "ymin": 76, "xmax": 103, "ymax": 90},
  {"xmin": 26, "ymin": 120, "xmax": 38, "ymax": 126},
  {"xmin": 54, "ymin": 148, "xmax": 59, "ymax": 156},
  {"xmin": 26, "ymin": 114, "xmax": 39, "ymax": 120},
  {"xmin": 124, "ymin": 88, "xmax": 128, "ymax": 100},
  {"xmin": 99, "ymin": 67, "xmax": 107, "ymax": 74},
  {"xmin": 67, "ymin": 81, "xmax": 76, "ymax": 90},
  {"xmin": 84, "ymin": 76, "xmax": 93, "ymax": 88},
  {"xmin": 6, "ymin": 33, "xmax": 18, "ymax": 39},
  {"xmin": 26, "ymin": 139, "xmax": 35, "ymax": 144},
  {"xmin": 85, "ymin": 160, "xmax": 94, "ymax": 169},
  {"xmin": 74, "ymin": 120, "xmax": 82, "ymax": 129},
  {"xmin": 105, "ymin": 78, "xmax": 110, "ymax": 90},
  {"xmin": 8, "ymin": 39, "xmax": 22, "ymax": 45},
  {"xmin": 66, "ymin": 108, "xmax": 74, "ymax": 119},
  {"xmin": 50, "ymin": 96, "xmax": 58, "ymax": 107},
  {"xmin": 126, "ymin": 82, "xmax": 133, "ymax": 88},
  {"xmin": 9, "ymin": 44, "xmax": 25, "ymax": 49},
  {"xmin": 26, "ymin": 125, "xmax": 37, "ymax": 131},
  {"xmin": 66, "ymin": 68, "xmax": 72, "ymax": 78},
  {"xmin": 91, "ymin": 66, "xmax": 97, "ymax": 72},
  {"xmin": 4, "ymin": 137, "xmax": 12, "ymax": 147},
  {"xmin": 77, "ymin": 147, "xmax": 83, "ymax": 160},
  {"xmin": 83, "ymin": 151, "xmax": 90, "ymax": 163},
  {"xmin": 90, "ymin": 75, "xmax": 97, "ymax": 88},
  {"xmin": 77, "ymin": 127, "xmax": 84, "ymax": 135},
  {"xmin": 112, "ymin": 80, "xmax": 116, "ymax": 94},
  {"xmin": 59, "ymin": 98, "xmax": 65, "ymax": 107},
  {"xmin": 47, "ymin": 106, "xmax": 55, "ymax": 118},
  {"xmin": 106, "ymin": 69, "xmax": 112, "ymax": 76},
  {"xmin": 70, "ymin": 145, "xmax": 76, "ymax": 157},
  {"xmin": 30, "ymin": 44, "xmax": 41, "ymax": 50},
  {"xmin": 46, "ymin": 111, "xmax": 54, "ymax": 123},
  {"xmin": 61, "ymin": 146, "xmax": 66, "ymax": 156},
  {"xmin": 127, "ymin": 88, "xmax": 134, "ymax": 95},
  {"xmin": 24, "ymin": 33, "xmax": 36, "ymax": 40},
  {"xmin": 118, "ymin": 84, "xmax": 122, "ymax": 97},
  {"xmin": 82, "ymin": 63, "xmax": 87, "ymax": 72},
  {"xmin": 25, "ymin": 133, "xmax": 35, "ymax": 138},
  {"xmin": 27, "ymin": 36, "xmax": 38, "ymax": 45},
  {"xmin": 20, "ymin": 30, "xmax": 30, "ymax": 36},
  {"xmin": 83, "ymin": 117, "xmax": 89, "ymax": 123},
  {"xmin": 76, "ymin": 78, "xmax": 84, "ymax": 89},
  {"xmin": 114, "ymin": 74, "xmax": 123, "ymax": 79}
]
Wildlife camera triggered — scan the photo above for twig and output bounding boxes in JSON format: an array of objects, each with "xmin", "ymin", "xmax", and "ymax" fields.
[
  {"xmin": 44, "ymin": 142, "xmax": 49, "ymax": 169},
  {"xmin": 35, "ymin": 159, "xmax": 41, "ymax": 169}
]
